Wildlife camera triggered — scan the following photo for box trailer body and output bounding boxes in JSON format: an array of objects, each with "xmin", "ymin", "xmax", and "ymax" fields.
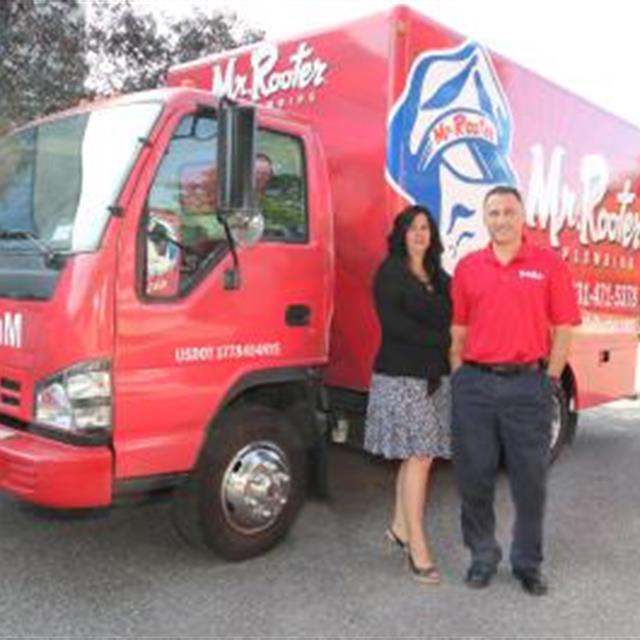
[
  {"xmin": 0, "ymin": 5, "xmax": 638, "ymax": 559},
  {"xmin": 169, "ymin": 5, "xmax": 640, "ymax": 407}
]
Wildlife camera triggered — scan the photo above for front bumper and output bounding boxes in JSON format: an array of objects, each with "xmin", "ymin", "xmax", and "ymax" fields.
[{"xmin": 0, "ymin": 425, "xmax": 112, "ymax": 508}]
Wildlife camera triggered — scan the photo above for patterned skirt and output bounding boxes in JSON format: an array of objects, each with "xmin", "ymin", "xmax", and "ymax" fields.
[{"xmin": 364, "ymin": 373, "xmax": 452, "ymax": 460}]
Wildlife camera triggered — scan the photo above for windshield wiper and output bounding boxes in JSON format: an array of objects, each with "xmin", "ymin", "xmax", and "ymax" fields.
[
  {"xmin": 0, "ymin": 229, "xmax": 49, "ymax": 253},
  {"xmin": 0, "ymin": 229, "xmax": 66, "ymax": 269}
]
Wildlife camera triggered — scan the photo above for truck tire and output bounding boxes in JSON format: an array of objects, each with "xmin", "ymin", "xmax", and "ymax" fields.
[
  {"xmin": 171, "ymin": 476, "xmax": 207, "ymax": 550},
  {"xmin": 189, "ymin": 403, "xmax": 307, "ymax": 561},
  {"xmin": 549, "ymin": 383, "xmax": 570, "ymax": 463}
]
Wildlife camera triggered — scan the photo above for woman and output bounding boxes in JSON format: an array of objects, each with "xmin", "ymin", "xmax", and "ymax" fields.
[{"xmin": 364, "ymin": 204, "xmax": 452, "ymax": 585}]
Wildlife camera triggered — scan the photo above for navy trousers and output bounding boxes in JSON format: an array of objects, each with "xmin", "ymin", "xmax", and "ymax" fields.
[{"xmin": 451, "ymin": 364, "xmax": 553, "ymax": 572}]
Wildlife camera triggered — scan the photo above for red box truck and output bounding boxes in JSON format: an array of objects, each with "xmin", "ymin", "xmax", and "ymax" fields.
[{"xmin": 1, "ymin": 5, "xmax": 638, "ymax": 559}]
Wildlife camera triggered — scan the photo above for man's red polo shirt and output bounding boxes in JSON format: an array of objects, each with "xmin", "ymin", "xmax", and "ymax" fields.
[{"xmin": 452, "ymin": 241, "xmax": 581, "ymax": 364}]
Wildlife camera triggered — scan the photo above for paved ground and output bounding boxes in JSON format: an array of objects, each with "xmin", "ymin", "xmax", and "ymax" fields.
[{"xmin": 1, "ymin": 400, "xmax": 640, "ymax": 637}]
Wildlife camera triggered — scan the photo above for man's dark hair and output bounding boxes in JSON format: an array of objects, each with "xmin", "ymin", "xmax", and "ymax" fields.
[
  {"xmin": 256, "ymin": 152, "xmax": 273, "ymax": 170},
  {"xmin": 483, "ymin": 185, "xmax": 523, "ymax": 206}
]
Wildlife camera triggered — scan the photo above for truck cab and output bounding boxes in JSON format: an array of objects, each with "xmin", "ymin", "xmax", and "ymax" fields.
[{"xmin": 0, "ymin": 88, "xmax": 333, "ymax": 559}]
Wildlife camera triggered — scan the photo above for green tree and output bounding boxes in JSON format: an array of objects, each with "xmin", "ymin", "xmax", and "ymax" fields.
[
  {"xmin": 0, "ymin": 0, "xmax": 87, "ymax": 131},
  {"xmin": 87, "ymin": 1, "xmax": 264, "ymax": 96},
  {"xmin": 0, "ymin": 1, "xmax": 263, "ymax": 132}
]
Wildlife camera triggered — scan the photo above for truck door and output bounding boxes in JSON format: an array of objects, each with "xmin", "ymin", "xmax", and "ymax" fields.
[{"xmin": 112, "ymin": 108, "xmax": 331, "ymax": 480}]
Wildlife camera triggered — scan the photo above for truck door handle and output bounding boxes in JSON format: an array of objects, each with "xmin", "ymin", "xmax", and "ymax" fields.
[{"xmin": 286, "ymin": 304, "xmax": 311, "ymax": 327}]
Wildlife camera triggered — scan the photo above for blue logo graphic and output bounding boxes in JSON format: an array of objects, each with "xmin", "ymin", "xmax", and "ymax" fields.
[{"xmin": 387, "ymin": 41, "xmax": 518, "ymax": 271}]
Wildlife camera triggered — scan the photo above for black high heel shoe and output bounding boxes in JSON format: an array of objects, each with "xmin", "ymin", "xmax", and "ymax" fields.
[
  {"xmin": 408, "ymin": 553, "xmax": 441, "ymax": 585},
  {"xmin": 384, "ymin": 527, "xmax": 407, "ymax": 552}
]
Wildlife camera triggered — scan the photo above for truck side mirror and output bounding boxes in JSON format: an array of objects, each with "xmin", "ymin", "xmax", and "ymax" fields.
[{"xmin": 216, "ymin": 100, "xmax": 263, "ymax": 248}]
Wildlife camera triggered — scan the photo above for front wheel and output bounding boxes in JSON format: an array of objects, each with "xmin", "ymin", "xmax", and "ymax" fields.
[{"xmin": 177, "ymin": 404, "xmax": 307, "ymax": 561}]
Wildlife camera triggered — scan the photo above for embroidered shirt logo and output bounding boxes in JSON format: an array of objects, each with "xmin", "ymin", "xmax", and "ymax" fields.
[{"xmin": 518, "ymin": 269, "xmax": 544, "ymax": 281}]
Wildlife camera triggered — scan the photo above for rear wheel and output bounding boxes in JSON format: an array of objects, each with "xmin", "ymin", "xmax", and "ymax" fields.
[{"xmin": 173, "ymin": 404, "xmax": 307, "ymax": 561}]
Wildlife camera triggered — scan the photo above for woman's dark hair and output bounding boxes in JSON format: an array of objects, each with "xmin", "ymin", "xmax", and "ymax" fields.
[{"xmin": 387, "ymin": 204, "xmax": 444, "ymax": 282}]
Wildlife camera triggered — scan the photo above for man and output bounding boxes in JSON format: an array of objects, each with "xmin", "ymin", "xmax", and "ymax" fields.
[
  {"xmin": 255, "ymin": 153, "xmax": 274, "ymax": 198},
  {"xmin": 449, "ymin": 185, "xmax": 581, "ymax": 596}
]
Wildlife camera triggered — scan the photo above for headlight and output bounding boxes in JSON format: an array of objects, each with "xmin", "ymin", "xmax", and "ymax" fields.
[{"xmin": 35, "ymin": 360, "xmax": 112, "ymax": 439}]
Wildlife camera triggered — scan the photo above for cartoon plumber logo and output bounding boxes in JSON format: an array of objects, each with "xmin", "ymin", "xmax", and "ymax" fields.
[{"xmin": 387, "ymin": 41, "xmax": 518, "ymax": 273}]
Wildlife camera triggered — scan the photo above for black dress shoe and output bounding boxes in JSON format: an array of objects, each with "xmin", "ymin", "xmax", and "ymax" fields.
[
  {"xmin": 465, "ymin": 563, "xmax": 496, "ymax": 589},
  {"xmin": 512, "ymin": 568, "xmax": 548, "ymax": 596}
]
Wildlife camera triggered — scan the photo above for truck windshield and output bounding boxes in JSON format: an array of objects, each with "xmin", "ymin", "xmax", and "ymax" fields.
[{"xmin": 0, "ymin": 101, "xmax": 161, "ymax": 253}]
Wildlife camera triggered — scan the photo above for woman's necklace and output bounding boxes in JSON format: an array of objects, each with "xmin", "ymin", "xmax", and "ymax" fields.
[{"xmin": 410, "ymin": 264, "xmax": 434, "ymax": 292}]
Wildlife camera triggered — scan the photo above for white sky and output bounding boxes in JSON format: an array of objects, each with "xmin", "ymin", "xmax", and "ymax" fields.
[{"xmin": 133, "ymin": 0, "xmax": 640, "ymax": 128}]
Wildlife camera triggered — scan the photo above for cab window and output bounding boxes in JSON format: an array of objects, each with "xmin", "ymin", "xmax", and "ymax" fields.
[
  {"xmin": 256, "ymin": 130, "xmax": 308, "ymax": 243},
  {"xmin": 142, "ymin": 116, "xmax": 308, "ymax": 299},
  {"xmin": 143, "ymin": 114, "xmax": 224, "ymax": 298}
]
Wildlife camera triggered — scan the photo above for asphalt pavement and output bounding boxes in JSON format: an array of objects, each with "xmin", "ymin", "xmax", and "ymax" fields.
[{"xmin": 1, "ymin": 400, "xmax": 639, "ymax": 637}]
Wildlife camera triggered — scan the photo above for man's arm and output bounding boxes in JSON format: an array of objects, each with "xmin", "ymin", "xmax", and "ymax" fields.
[
  {"xmin": 546, "ymin": 325, "xmax": 573, "ymax": 379},
  {"xmin": 450, "ymin": 324, "xmax": 468, "ymax": 372}
]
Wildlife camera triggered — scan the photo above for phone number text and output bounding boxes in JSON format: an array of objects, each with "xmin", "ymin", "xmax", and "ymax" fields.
[{"xmin": 575, "ymin": 281, "xmax": 639, "ymax": 311}]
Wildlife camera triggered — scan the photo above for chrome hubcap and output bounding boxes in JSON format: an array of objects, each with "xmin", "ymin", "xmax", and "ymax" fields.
[{"xmin": 220, "ymin": 441, "xmax": 291, "ymax": 534}]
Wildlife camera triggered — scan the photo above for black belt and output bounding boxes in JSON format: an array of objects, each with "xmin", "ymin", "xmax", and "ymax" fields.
[{"xmin": 464, "ymin": 360, "xmax": 544, "ymax": 376}]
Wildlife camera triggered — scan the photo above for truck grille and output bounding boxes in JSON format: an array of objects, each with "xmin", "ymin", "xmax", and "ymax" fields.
[{"xmin": 0, "ymin": 377, "xmax": 21, "ymax": 409}]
